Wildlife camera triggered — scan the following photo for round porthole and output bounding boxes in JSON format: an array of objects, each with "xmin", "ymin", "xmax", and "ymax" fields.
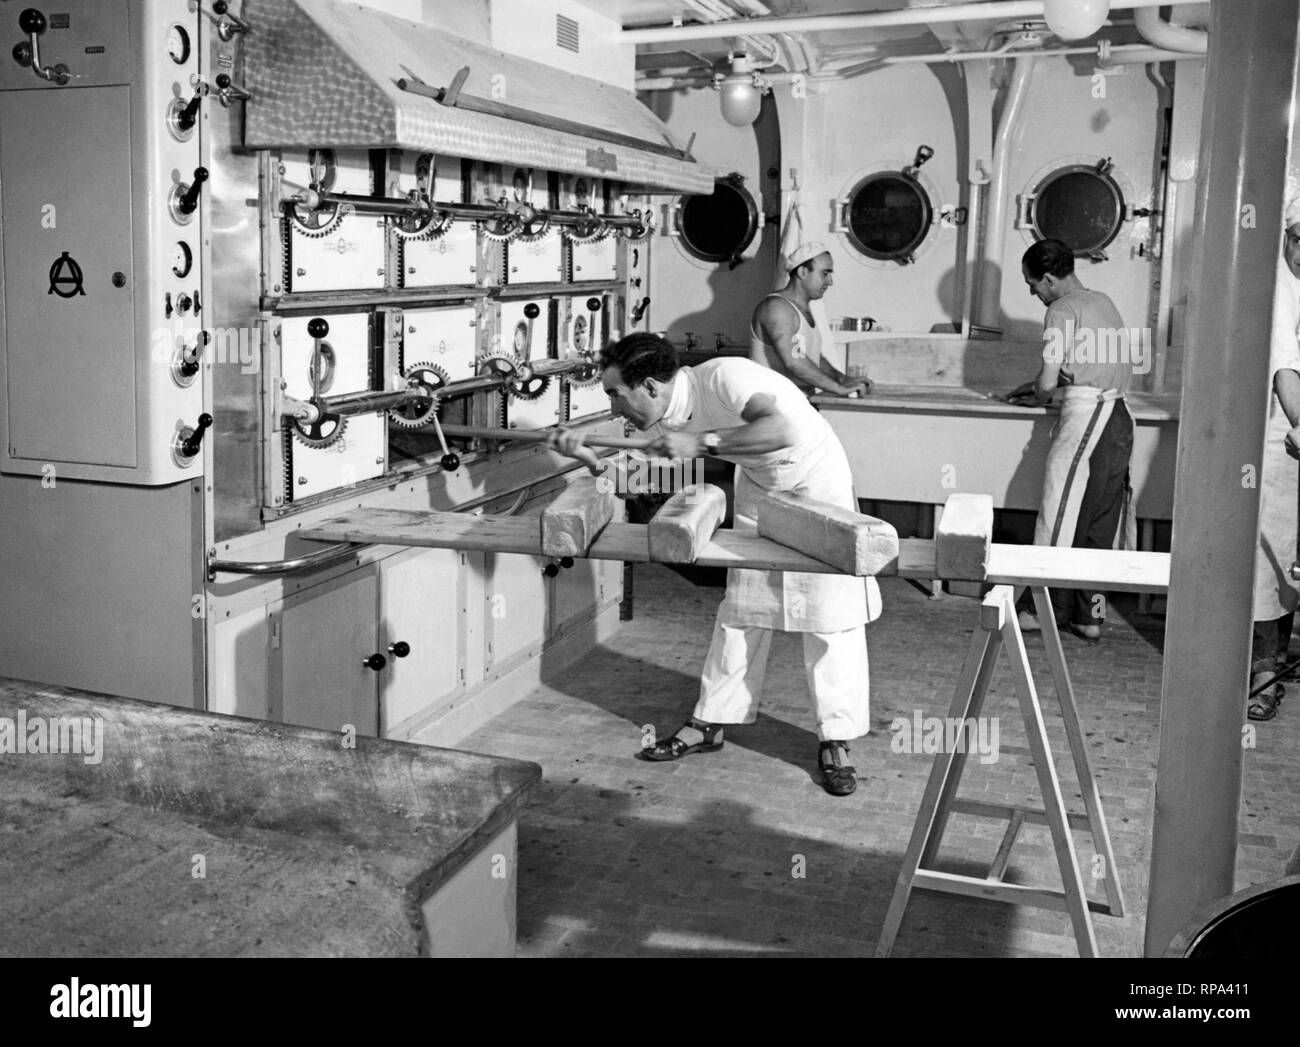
[
  {"xmin": 844, "ymin": 171, "xmax": 933, "ymax": 263},
  {"xmin": 676, "ymin": 174, "xmax": 759, "ymax": 265},
  {"xmin": 1028, "ymin": 162, "xmax": 1126, "ymax": 256}
]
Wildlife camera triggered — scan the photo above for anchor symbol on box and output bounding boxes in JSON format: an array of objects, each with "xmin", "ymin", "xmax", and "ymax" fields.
[{"xmin": 48, "ymin": 251, "xmax": 86, "ymax": 298}]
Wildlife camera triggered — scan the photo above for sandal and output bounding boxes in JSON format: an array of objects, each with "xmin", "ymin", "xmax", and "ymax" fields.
[
  {"xmin": 818, "ymin": 741, "xmax": 858, "ymax": 796},
  {"xmin": 1247, "ymin": 675, "xmax": 1284, "ymax": 722},
  {"xmin": 639, "ymin": 718, "xmax": 724, "ymax": 761}
]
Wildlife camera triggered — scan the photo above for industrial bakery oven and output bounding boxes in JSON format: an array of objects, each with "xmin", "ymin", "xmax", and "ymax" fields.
[{"xmin": 0, "ymin": 0, "xmax": 711, "ymax": 741}]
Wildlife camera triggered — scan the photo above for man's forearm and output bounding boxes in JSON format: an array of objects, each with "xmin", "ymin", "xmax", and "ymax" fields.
[
  {"xmin": 786, "ymin": 354, "xmax": 852, "ymax": 394},
  {"xmin": 716, "ymin": 414, "xmax": 799, "ymax": 456},
  {"xmin": 1276, "ymin": 368, "xmax": 1300, "ymax": 427}
]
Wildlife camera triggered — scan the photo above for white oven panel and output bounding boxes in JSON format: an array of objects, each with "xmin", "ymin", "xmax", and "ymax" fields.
[
  {"xmin": 282, "ymin": 149, "xmax": 386, "ymax": 292},
  {"xmin": 402, "ymin": 306, "xmax": 478, "ymax": 381},
  {"xmin": 568, "ymin": 176, "xmax": 617, "ymax": 281},
  {"xmin": 503, "ymin": 165, "xmax": 562, "ymax": 284},
  {"xmin": 508, "ymin": 383, "xmax": 563, "ymax": 429},
  {"xmin": 281, "ymin": 313, "xmax": 373, "ymax": 401},
  {"xmin": 390, "ymin": 152, "xmax": 478, "ymax": 287},
  {"xmin": 498, "ymin": 299, "xmax": 548, "ymax": 362},
  {"xmin": 566, "ymin": 379, "xmax": 610, "ymax": 420},
  {"xmin": 289, "ymin": 412, "xmax": 387, "ymax": 501}
]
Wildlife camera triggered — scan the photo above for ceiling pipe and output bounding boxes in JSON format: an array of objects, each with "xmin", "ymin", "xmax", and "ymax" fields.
[
  {"xmin": 976, "ymin": 56, "xmax": 1036, "ymax": 329},
  {"xmin": 634, "ymin": 41, "xmax": 1202, "ymax": 88},
  {"xmin": 622, "ymin": 0, "xmax": 1193, "ymax": 44},
  {"xmin": 1134, "ymin": 4, "xmax": 1208, "ymax": 52}
]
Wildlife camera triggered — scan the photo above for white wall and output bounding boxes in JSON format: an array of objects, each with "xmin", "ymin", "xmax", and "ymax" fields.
[
  {"xmin": 643, "ymin": 88, "xmax": 780, "ymax": 347},
  {"xmin": 489, "ymin": 0, "xmax": 634, "ymax": 89}
]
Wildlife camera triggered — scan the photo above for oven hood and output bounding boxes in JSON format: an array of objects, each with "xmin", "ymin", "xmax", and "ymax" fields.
[{"xmin": 242, "ymin": 0, "xmax": 714, "ymax": 194}]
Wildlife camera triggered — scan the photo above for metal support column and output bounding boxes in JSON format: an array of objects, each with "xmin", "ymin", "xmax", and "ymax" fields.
[{"xmin": 1145, "ymin": 0, "xmax": 1300, "ymax": 955}]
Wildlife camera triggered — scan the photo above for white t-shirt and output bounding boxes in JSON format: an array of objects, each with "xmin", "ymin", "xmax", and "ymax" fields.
[{"xmin": 645, "ymin": 357, "xmax": 832, "ymax": 473}]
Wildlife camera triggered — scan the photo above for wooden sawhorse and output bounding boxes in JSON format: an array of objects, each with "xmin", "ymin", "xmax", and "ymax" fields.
[{"xmin": 876, "ymin": 564, "xmax": 1165, "ymax": 956}]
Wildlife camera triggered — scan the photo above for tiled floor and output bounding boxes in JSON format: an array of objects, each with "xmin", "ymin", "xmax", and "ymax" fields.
[{"xmin": 460, "ymin": 565, "xmax": 1300, "ymax": 957}]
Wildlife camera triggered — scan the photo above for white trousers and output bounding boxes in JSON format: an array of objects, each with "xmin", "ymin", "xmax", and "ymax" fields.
[{"xmin": 693, "ymin": 616, "xmax": 871, "ymax": 741}]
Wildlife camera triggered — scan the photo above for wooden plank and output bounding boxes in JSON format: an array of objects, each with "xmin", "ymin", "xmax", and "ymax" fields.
[
  {"xmin": 540, "ymin": 481, "xmax": 615, "ymax": 557},
  {"xmin": 979, "ymin": 584, "xmax": 1010, "ymax": 632},
  {"xmin": 303, "ymin": 509, "xmax": 541, "ymax": 555},
  {"xmin": 647, "ymin": 485, "xmax": 726, "ymax": 563},
  {"xmin": 988, "ymin": 811, "xmax": 1026, "ymax": 882},
  {"xmin": 950, "ymin": 797, "xmax": 1093, "ymax": 833},
  {"xmin": 1032, "ymin": 587, "xmax": 1126, "ymax": 917},
  {"xmin": 983, "ymin": 545, "xmax": 1168, "ymax": 593},
  {"xmin": 935, "ymin": 493, "xmax": 993, "ymax": 581},
  {"xmin": 755, "ymin": 490, "xmax": 899, "ymax": 576},
  {"xmin": 913, "ymin": 870, "xmax": 1112, "ymax": 916}
]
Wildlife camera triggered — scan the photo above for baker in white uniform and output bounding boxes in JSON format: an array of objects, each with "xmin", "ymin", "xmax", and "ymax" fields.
[
  {"xmin": 1247, "ymin": 196, "xmax": 1300, "ymax": 721},
  {"xmin": 547, "ymin": 333, "xmax": 881, "ymax": 796},
  {"xmin": 750, "ymin": 242, "xmax": 872, "ymax": 397}
]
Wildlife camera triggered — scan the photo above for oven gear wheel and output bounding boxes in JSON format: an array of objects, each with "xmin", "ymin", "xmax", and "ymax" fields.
[
  {"xmin": 619, "ymin": 210, "xmax": 655, "ymax": 241},
  {"xmin": 291, "ymin": 410, "xmax": 348, "ymax": 449},
  {"xmin": 480, "ymin": 212, "xmax": 524, "ymax": 243},
  {"xmin": 478, "ymin": 348, "xmax": 521, "ymax": 379},
  {"xmin": 286, "ymin": 200, "xmax": 346, "ymax": 239},
  {"xmin": 508, "ymin": 372, "xmax": 551, "ymax": 401},
  {"xmin": 389, "ymin": 362, "xmax": 449, "ymax": 428},
  {"xmin": 515, "ymin": 214, "xmax": 552, "ymax": 243},
  {"xmin": 565, "ymin": 358, "xmax": 603, "ymax": 387},
  {"xmin": 392, "ymin": 206, "xmax": 454, "ymax": 241},
  {"xmin": 565, "ymin": 212, "xmax": 610, "ymax": 245}
]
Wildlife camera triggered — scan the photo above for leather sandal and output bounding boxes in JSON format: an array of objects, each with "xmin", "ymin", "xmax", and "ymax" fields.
[
  {"xmin": 818, "ymin": 741, "xmax": 858, "ymax": 796},
  {"xmin": 639, "ymin": 718, "xmax": 724, "ymax": 761},
  {"xmin": 1248, "ymin": 674, "xmax": 1284, "ymax": 722}
]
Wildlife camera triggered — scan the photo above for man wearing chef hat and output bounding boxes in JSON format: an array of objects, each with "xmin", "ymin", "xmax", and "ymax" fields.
[
  {"xmin": 1246, "ymin": 194, "xmax": 1300, "ymax": 721},
  {"xmin": 751, "ymin": 242, "xmax": 872, "ymax": 398}
]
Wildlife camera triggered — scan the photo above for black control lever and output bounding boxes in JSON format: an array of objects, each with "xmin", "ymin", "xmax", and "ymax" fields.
[
  {"xmin": 180, "ymin": 413, "xmax": 212, "ymax": 458},
  {"xmin": 631, "ymin": 297, "xmax": 650, "ymax": 324},
  {"xmin": 387, "ymin": 641, "xmax": 411, "ymax": 658},
  {"xmin": 177, "ymin": 168, "xmax": 209, "ymax": 216},
  {"xmin": 13, "ymin": 8, "xmax": 69, "ymax": 85},
  {"xmin": 179, "ymin": 331, "xmax": 210, "ymax": 378},
  {"xmin": 175, "ymin": 90, "xmax": 203, "ymax": 132},
  {"xmin": 212, "ymin": 1, "xmax": 250, "ymax": 41},
  {"xmin": 214, "ymin": 72, "xmax": 252, "ymax": 104}
]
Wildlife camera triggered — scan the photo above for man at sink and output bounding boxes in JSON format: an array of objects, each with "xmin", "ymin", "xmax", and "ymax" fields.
[
  {"xmin": 750, "ymin": 242, "xmax": 873, "ymax": 399},
  {"xmin": 1005, "ymin": 237, "xmax": 1135, "ymax": 642}
]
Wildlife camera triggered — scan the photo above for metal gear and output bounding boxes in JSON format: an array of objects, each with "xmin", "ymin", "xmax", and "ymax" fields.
[
  {"xmin": 515, "ymin": 214, "xmax": 552, "ymax": 243},
  {"xmin": 480, "ymin": 212, "xmax": 523, "ymax": 243},
  {"xmin": 287, "ymin": 200, "xmax": 346, "ymax": 239},
  {"xmin": 619, "ymin": 209, "xmax": 655, "ymax": 241},
  {"xmin": 565, "ymin": 358, "xmax": 602, "ymax": 387},
  {"xmin": 388, "ymin": 362, "xmax": 449, "ymax": 428},
  {"xmin": 392, "ymin": 206, "xmax": 454, "ymax": 241},
  {"xmin": 291, "ymin": 410, "xmax": 348, "ymax": 449},
  {"xmin": 565, "ymin": 210, "xmax": 610, "ymax": 245},
  {"xmin": 507, "ymin": 372, "xmax": 551, "ymax": 401},
  {"xmin": 478, "ymin": 348, "xmax": 521, "ymax": 379}
]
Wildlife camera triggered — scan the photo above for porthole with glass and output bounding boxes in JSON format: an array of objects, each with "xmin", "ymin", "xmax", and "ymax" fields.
[
  {"xmin": 1025, "ymin": 160, "xmax": 1127, "ymax": 257},
  {"xmin": 842, "ymin": 171, "xmax": 934, "ymax": 264},
  {"xmin": 675, "ymin": 173, "xmax": 759, "ymax": 265}
]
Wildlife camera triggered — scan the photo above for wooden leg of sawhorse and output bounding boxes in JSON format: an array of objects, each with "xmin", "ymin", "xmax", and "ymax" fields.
[
  {"xmin": 1031, "ymin": 587, "xmax": 1125, "ymax": 917},
  {"xmin": 877, "ymin": 585, "xmax": 1115, "ymax": 957},
  {"xmin": 876, "ymin": 603, "xmax": 1003, "ymax": 956}
]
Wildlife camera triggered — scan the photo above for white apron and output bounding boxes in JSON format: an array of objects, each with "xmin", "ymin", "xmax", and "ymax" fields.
[
  {"xmin": 1253, "ymin": 266, "xmax": 1300, "ymax": 621},
  {"xmin": 717, "ymin": 426, "xmax": 883, "ymax": 632},
  {"xmin": 1034, "ymin": 386, "xmax": 1130, "ymax": 548}
]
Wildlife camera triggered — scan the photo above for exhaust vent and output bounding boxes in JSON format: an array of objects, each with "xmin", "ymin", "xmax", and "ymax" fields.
[{"xmin": 556, "ymin": 14, "xmax": 580, "ymax": 52}]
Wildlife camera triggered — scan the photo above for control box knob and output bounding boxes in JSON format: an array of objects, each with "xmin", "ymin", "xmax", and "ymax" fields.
[
  {"xmin": 307, "ymin": 317, "xmax": 329, "ymax": 339},
  {"xmin": 19, "ymin": 8, "xmax": 47, "ymax": 35},
  {"xmin": 177, "ymin": 167, "xmax": 209, "ymax": 216},
  {"xmin": 362, "ymin": 652, "xmax": 387, "ymax": 671},
  {"xmin": 387, "ymin": 641, "xmax": 411, "ymax": 658}
]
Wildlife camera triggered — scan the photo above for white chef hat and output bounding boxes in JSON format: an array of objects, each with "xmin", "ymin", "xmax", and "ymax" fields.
[
  {"xmin": 787, "ymin": 241, "xmax": 830, "ymax": 271},
  {"xmin": 1286, "ymin": 194, "xmax": 1300, "ymax": 230}
]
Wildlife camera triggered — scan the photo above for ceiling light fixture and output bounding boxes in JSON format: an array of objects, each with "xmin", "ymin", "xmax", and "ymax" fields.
[
  {"xmin": 714, "ymin": 53, "xmax": 766, "ymax": 127},
  {"xmin": 1042, "ymin": 0, "xmax": 1111, "ymax": 41}
]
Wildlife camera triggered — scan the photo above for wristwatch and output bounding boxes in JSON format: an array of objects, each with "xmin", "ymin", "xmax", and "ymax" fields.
[{"xmin": 702, "ymin": 432, "xmax": 721, "ymax": 456}]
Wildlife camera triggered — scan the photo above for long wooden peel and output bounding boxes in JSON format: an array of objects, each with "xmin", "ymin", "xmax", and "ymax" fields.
[{"xmin": 439, "ymin": 423, "xmax": 653, "ymax": 450}]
